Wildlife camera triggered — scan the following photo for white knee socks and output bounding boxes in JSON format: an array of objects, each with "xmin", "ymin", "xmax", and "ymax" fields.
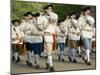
[
  {"xmin": 68, "ymin": 48, "xmax": 76, "ymax": 60},
  {"xmin": 86, "ymin": 49, "xmax": 90, "ymax": 62},
  {"xmin": 14, "ymin": 52, "xmax": 19, "ymax": 60},
  {"xmin": 34, "ymin": 54, "xmax": 39, "ymax": 65},
  {"xmin": 68, "ymin": 48, "xmax": 72, "ymax": 58},
  {"xmin": 27, "ymin": 51, "xmax": 32, "ymax": 63},
  {"xmin": 78, "ymin": 46, "xmax": 81, "ymax": 55},
  {"xmin": 72, "ymin": 48, "xmax": 76, "ymax": 60},
  {"xmin": 48, "ymin": 55, "xmax": 53, "ymax": 67},
  {"xmin": 60, "ymin": 51, "xmax": 64, "ymax": 60}
]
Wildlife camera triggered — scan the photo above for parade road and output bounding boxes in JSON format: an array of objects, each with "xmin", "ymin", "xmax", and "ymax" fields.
[{"xmin": 11, "ymin": 49, "xmax": 96, "ymax": 74}]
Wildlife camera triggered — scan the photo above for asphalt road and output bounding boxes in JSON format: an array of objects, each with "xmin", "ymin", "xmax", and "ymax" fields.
[{"xmin": 11, "ymin": 48, "xmax": 96, "ymax": 74}]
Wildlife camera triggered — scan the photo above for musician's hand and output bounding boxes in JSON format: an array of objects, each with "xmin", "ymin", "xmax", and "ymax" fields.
[
  {"xmin": 77, "ymin": 32, "xmax": 80, "ymax": 36},
  {"xmin": 44, "ymin": 32, "xmax": 48, "ymax": 35},
  {"xmin": 44, "ymin": 32, "xmax": 52, "ymax": 36},
  {"xmin": 18, "ymin": 37, "xmax": 23, "ymax": 42},
  {"xmin": 84, "ymin": 13, "xmax": 87, "ymax": 16},
  {"xmin": 40, "ymin": 32, "xmax": 44, "ymax": 36}
]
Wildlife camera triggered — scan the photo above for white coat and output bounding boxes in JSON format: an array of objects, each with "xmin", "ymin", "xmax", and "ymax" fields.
[
  {"xmin": 44, "ymin": 11, "xmax": 58, "ymax": 42},
  {"xmin": 12, "ymin": 25, "xmax": 24, "ymax": 44},
  {"xmin": 67, "ymin": 19, "xmax": 80, "ymax": 41},
  {"xmin": 78, "ymin": 15, "xmax": 95, "ymax": 39}
]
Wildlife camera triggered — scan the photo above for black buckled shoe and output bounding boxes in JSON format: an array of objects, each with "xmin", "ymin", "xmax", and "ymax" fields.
[
  {"xmin": 82, "ymin": 57, "xmax": 87, "ymax": 63},
  {"xmin": 17, "ymin": 57, "xmax": 20, "ymax": 62},
  {"xmin": 68, "ymin": 57, "xmax": 72, "ymax": 62},
  {"xmin": 46, "ymin": 63, "xmax": 50, "ymax": 70},
  {"xmin": 87, "ymin": 62, "xmax": 91, "ymax": 65},
  {"xmin": 45, "ymin": 56, "xmax": 47, "ymax": 59},
  {"xmin": 49, "ymin": 66, "xmax": 55, "ymax": 72},
  {"xmin": 92, "ymin": 50, "xmax": 96, "ymax": 53},
  {"xmin": 61, "ymin": 59, "xmax": 65, "ymax": 62},
  {"xmin": 73, "ymin": 59, "xmax": 77, "ymax": 63},
  {"xmin": 40, "ymin": 55, "xmax": 43, "ymax": 58},
  {"xmin": 26, "ymin": 60, "xmax": 32, "ymax": 66},
  {"xmin": 15, "ymin": 57, "xmax": 20, "ymax": 63},
  {"xmin": 79, "ymin": 55, "xmax": 82, "ymax": 57},
  {"xmin": 35, "ymin": 65, "xmax": 40, "ymax": 69},
  {"xmin": 77, "ymin": 50, "xmax": 82, "ymax": 57},
  {"xmin": 12, "ymin": 56, "xmax": 15, "ymax": 61}
]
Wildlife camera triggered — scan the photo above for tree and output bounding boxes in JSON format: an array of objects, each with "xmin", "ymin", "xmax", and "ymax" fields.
[{"xmin": 11, "ymin": 0, "xmax": 95, "ymax": 21}]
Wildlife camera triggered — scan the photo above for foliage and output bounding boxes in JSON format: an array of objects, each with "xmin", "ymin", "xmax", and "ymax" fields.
[{"xmin": 11, "ymin": 0, "xmax": 94, "ymax": 21}]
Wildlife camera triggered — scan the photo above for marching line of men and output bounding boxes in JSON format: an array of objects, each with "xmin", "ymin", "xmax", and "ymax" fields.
[{"xmin": 11, "ymin": 4, "xmax": 96, "ymax": 72}]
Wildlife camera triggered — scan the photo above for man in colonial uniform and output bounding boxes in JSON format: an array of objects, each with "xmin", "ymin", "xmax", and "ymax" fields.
[
  {"xmin": 30, "ymin": 12, "xmax": 48, "ymax": 69},
  {"xmin": 43, "ymin": 4, "xmax": 58, "ymax": 72},
  {"xmin": 20, "ymin": 12, "xmax": 34, "ymax": 66},
  {"xmin": 56, "ymin": 21, "xmax": 67, "ymax": 62},
  {"xmin": 12, "ymin": 20, "xmax": 23, "ymax": 63},
  {"xmin": 78, "ymin": 7, "xmax": 95, "ymax": 65},
  {"xmin": 67, "ymin": 13, "xmax": 80, "ymax": 63}
]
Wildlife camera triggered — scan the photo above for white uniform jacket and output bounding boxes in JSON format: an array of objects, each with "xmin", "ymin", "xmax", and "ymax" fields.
[
  {"xmin": 67, "ymin": 19, "xmax": 80, "ymax": 41},
  {"xmin": 12, "ymin": 25, "xmax": 24, "ymax": 44},
  {"xmin": 56, "ymin": 23, "xmax": 67, "ymax": 43},
  {"xmin": 31, "ymin": 16, "xmax": 48, "ymax": 43},
  {"xmin": 20, "ymin": 21, "xmax": 33, "ymax": 43},
  {"xmin": 78, "ymin": 15, "xmax": 95, "ymax": 39},
  {"xmin": 44, "ymin": 11, "xmax": 58, "ymax": 42}
]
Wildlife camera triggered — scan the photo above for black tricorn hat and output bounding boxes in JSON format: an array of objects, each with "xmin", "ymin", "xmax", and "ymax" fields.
[
  {"xmin": 23, "ymin": 12, "xmax": 34, "ymax": 16},
  {"xmin": 43, "ymin": 4, "xmax": 53, "ymax": 10},
  {"xmin": 82, "ymin": 7, "xmax": 91, "ymax": 12},
  {"xmin": 12, "ymin": 19, "xmax": 20, "ymax": 24},
  {"xmin": 34, "ymin": 12, "xmax": 40, "ymax": 17}
]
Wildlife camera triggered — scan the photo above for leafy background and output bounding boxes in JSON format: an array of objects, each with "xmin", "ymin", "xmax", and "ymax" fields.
[{"xmin": 11, "ymin": 0, "xmax": 96, "ymax": 21}]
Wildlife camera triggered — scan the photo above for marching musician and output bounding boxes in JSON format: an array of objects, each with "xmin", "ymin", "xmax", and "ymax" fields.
[
  {"xmin": 56, "ymin": 21, "xmax": 67, "ymax": 62},
  {"xmin": 78, "ymin": 7, "xmax": 95, "ymax": 65},
  {"xmin": 30, "ymin": 12, "xmax": 48, "ymax": 69},
  {"xmin": 20, "ymin": 12, "xmax": 34, "ymax": 66},
  {"xmin": 43, "ymin": 4, "xmax": 58, "ymax": 72},
  {"xmin": 67, "ymin": 13, "xmax": 80, "ymax": 63},
  {"xmin": 12, "ymin": 19, "xmax": 24, "ymax": 63}
]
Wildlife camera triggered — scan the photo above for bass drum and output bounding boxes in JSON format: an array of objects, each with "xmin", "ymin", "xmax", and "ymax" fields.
[{"xmin": 17, "ymin": 43, "xmax": 27, "ymax": 55}]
